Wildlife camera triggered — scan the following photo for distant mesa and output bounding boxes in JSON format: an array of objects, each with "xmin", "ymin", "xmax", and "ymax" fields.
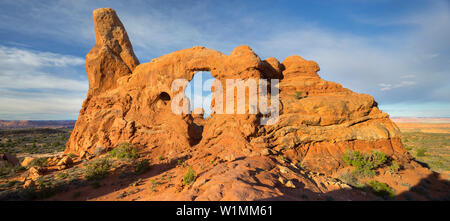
[{"xmin": 391, "ymin": 117, "xmax": 450, "ymax": 123}]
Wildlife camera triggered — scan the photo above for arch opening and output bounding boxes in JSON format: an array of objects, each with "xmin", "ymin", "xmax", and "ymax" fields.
[
  {"xmin": 185, "ymin": 71, "xmax": 215, "ymax": 119},
  {"xmin": 159, "ymin": 92, "xmax": 171, "ymax": 101}
]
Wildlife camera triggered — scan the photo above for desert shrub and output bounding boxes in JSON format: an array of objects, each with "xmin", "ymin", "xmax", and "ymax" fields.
[
  {"xmin": 134, "ymin": 159, "xmax": 150, "ymax": 174},
  {"xmin": 371, "ymin": 151, "xmax": 387, "ymax": 166},
  {"xmin": 294, "ymin": 91, "xmax": 304, "ymax": 99},
  {"xmin": 91, "ymin": 180, "xmax": 101, "ymax": 189},
  {"xmin": 94, "ymin": 146, "xmax": 106, "ymax": 156},
  {"xmin": 416, "ymin": 148, "xmax": 427, "ymax": 157},
  {"xmin": 0, "ymin": 164, "xmax": 14, "ymax": 177},
  {"xmin": 130, "ymin": 178, "xmax": 143, "ymax": 187},
  {"xmin": 389, "ymin": 161, "xmax": 400, "ymax": 173},
  {"xmin": 15, "ymin": 165, "xmax": 26, "ymax": 172},
  {"xmin": 338, "ymin": 172, "xmax": 364, "ymax": 188},
  {"xmin": 367, "ymin": 180, "xmax": 395, "ymax": 198},
  {"xmin": 83, "ymin": 158, "xmax": 112, "ymax": 181},
  {"xmin": 57, "ymin": 172, "xmax": 68, "ymax": 179},
  {"xmin": 342, "ymin": 150, "xmax": 387, "ymax": 177},
  {"xmin": 279, "ymin": 155, "xmax": 287, "ymax": 162},
  {"xmin": 109, "ymin": 143, "xmax": 139, "ymax": 161},
  {"xmin": 183, "ymin": 166, "xmax": 196, "ymax": 186},
  {"xmin": 149, "ymin": 179, "xmax": 160, "ymax": 192},
  {"xmin": 29, "ymin": 157, "xmax": 48, "ymax": 168},
  {"xmin": 2, "ymin": 180, "xmax": 21, "ymax": 188}
]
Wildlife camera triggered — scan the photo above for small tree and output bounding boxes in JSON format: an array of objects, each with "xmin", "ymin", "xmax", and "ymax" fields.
[
  {"xmin": 84, "ymin": 158, "xmax": 112, "ymax": 181},
  {"xmin": 294, "ymin": 91, "xmax": 304, "ymax": 99},
  {"xmin": 367, "ymin": 180, "xmax": 395, "ymax": 198}
]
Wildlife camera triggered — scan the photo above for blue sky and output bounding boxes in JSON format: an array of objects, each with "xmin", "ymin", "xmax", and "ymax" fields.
[{"xmin": 0, "ymin": 0, "xmax": 449, "ymax": 120}]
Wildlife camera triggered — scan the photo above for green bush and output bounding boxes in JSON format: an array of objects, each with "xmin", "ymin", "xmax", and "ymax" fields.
[
  {"xmin": 342, "ymin": 150, "xmax": 387, "ymax": 177},
  {"xmin": 57, "ymin": 172, "xmax": 68, "ymax": 179},
  {"xmin": 109, "ymin": 143, "xmax": 139, "ymax": 161},
  {"xmin": 0, "ymin": 164, "xmax": 14, "ymax": 177},
  {"xmin": 183, "ymin": 166, "xmax": 196, "ymax": 186},
  {"xmin": 367, "ymin": 180, "xmax": 395, "ymax": 198},
  {"xmin": 134, "ymin": 159, "xmax": 150, "ymax": 174},
  {"xmin": 416, "ymin": 148, "xmax": 426, "ymax": 157},
  {"xmin": 83, "ymin": 158, "xmax": 112, "ymax": 181}
]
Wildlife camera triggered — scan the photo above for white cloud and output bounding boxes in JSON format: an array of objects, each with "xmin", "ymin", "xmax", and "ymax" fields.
[
  {"xmin": 251, "ymin": 2, "xmax": 449, "ymax": 107},
  {"xmin": 0, "ymin": 0, "xmax": 449, "ymax": 119},
  {"xmin": 0, "ymin": 46, "xmax": 87, "ymax": 119},
  {"xmin": 379, "ymin": 102, "xmax": 450, "ymax": 118},
  {"xmin": 0, "ymin": 92, "xmax": 85, "ymax": 120},
  {"xmin": 0, "ymin": 46, "xmax": 86, "ymax": 91}
]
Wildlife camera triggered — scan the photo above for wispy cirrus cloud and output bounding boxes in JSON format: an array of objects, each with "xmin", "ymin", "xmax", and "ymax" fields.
[{"xmin": 0, "ymin": 46, "xmax": 84, "ymax": 69}]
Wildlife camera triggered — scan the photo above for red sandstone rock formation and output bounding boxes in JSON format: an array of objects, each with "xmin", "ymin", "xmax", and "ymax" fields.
[{"xmin": 66, "ymin": 8, "xmax": 410, "ymax": 177}]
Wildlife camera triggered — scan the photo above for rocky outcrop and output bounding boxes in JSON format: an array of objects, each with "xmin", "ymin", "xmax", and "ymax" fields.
[{"xmin": 66, "ymin": 8, "xmax": 409, "ymax": 177}]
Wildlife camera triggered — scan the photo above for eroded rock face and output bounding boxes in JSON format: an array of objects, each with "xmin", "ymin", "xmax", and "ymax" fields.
[{"xmin": 66, "ymin": 8, "xmax": 409, "ymax": 176}]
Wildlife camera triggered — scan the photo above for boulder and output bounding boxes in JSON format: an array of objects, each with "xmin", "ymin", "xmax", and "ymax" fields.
[
  {"xmin": 21, "ymin": 157, "xmax": 35, "ymax": 167},
  {"xmin": 56, "ymin": 156, "xmax": 73, "ymax": 170},
  {"xmin": 79, "ymin": 151, "xmax": 87, "ymax": 159},
  {"xmin": 59, "ymin": 9, "xmax": 426, "ymax": 201},
  {"xmin": 23, "ymin": 180, "xmax": 34, "ymax": 188}
]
